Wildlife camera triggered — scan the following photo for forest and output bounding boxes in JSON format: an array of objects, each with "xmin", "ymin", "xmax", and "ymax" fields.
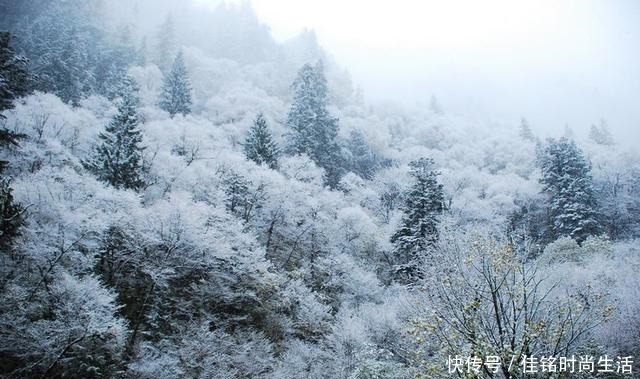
[{"xmin": 1, "ymin": 1, "xmax": 639, "ymax": 378}]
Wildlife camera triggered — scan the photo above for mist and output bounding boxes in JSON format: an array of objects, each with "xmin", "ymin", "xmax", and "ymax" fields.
[
  {"xmin": 2, "ymin": 1, "xmax": 640, "ymax": 377},
  {"xmin": 239, "ymin": 0, "xmax": 640, "ymax": 141},
  {"xmin": 114, "ymin": 0, "xmax": 640, "ymax": 142}
]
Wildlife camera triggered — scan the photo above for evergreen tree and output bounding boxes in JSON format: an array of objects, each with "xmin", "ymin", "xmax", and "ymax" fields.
[
  {"xmin": 345, "ymin": 129, "xmax": 376, "ymax": 180},
  {"xmin": 519, "ymin": 117, "xmax": 535, "ymax": 141},
  {"xmin": 12, "ymin": 2, "xmax": 134, "ymax": 104},
  {"xmin": 0, "ymin": 129, "xmax": 27, "ymax": 245},
  {"xmin": 390, "ymin": 158, "xmax": 446, "ymax": 280},
  {"xmin": 539, "ymin": 138, "xmax": 601, "ymax": 243},
  {"xmin": 154, "ymin": 14, "xmax": 176, "ymax": 72},
  {"xmin": 159, "ymin": 51, "xmax": 192, "ymax": 118},
  {"xmin": 0, "ymin": 32, "xmax": 31, "ymax": 116},
  {"xmin": 84, "ymin": 76, "xmax": 146, "ymax": 191},
  {"xmin": 589, "ymin": 119, "xmax": 614, "ymax": 145},
  {"xmin": 286, "ymin": 61, "xmax": 343, "ymax": 187},
  {"xmin": 0, "ymin": 128, "xmax": 27, "ymax": 176},
  {"xmin": 0, "ymin": 137, "xmax": 26, "ymax": 250},
  {"xmin": 244, "ymin": 113, "xmax": 279, "ymax": 169}
]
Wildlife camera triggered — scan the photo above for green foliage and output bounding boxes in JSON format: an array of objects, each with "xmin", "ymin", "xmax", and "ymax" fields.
[
  {"xmin": 519, "ymin": 117, "xmax": 535, "ymax": 141},
  {"xmin": 244, "ymin": 113, "xmax": 280, "ymax": 169},
  {"xmin": 159, "ymin": 51, "xmax": 192, "ymax": 117},
  {"xmin": 217, "ymin": 167, "xmax": 266, "ymax": 223},
  {"xmin": 286, "ymin": 61, "xmax": 344, "ymax": 187},
  {"xmin": 345, "ymin": 129, "xmax": 378, "ymax": 180},
  {"xmin": 0, "ymin": 176, "xmax": 25, "ymax": 250},
  {"xmin": 83, "ymin": 76, "xmax": 146, "ymax": 191},
  {"xmin": 589, "ymin": 120, "xmax": 614, "ymax": 146},
  {"xmin": 539, "ymin": 138, "xmax": 601, "ymax": 243},
  {"xmin": 9, "ymin": 1, "xmax": 136, "ymax": 105},
  {"xmin": 0, "ymin": 128, "xmax": 27, "ymax": 250},
  {"xmin": 390, "ymin": 157, "xmax": 445, "ymax": 280},
  {"xmin": 0, "ymin": 32, "xmax": 32, "ymax": 115}
]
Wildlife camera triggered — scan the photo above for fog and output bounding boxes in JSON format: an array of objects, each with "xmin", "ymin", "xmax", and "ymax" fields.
[
  {"xmin": 3, "ymin": 1, "xmax": 640, "ymax": 376},
  {"xmin": 193, "ymin": 0, "xmax": 640, "ymax": 142}
]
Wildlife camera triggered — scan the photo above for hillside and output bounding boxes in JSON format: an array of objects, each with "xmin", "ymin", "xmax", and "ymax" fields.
[{"xmin": 1, "ymin": 1, "xmax": 639, "ymax": 378}]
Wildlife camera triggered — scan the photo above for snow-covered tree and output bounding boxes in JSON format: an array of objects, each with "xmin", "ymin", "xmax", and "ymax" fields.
[
  {"xmin": 0, "ymin": 32, "xmax": 31, "ymax": 115},
  {"xmin": 0, "ymin": 126, "xmax": 27, "ymax": 250},
  {"xmin": 2, "ymin": 2, "xmax": 639, "ymax": 376},
  {"xmin": 286, "ymin": 61, "xmax": 344, "ymax": 187},
  {"xmin": 345, "ymin": 129, "xmax": 377, "ymax": 180},
  {"xmin": 0, "ymin": 176, "xmax": 25, "ymax": 250},
  {"xmin": 244, "ymin": 112, "xmax": 280, "ymax": 169},
  {"xmin": 411, "ymin": 233, "xmax": 610, "ymax": 378},
  {"xmin": 539, "ymin": 138, "xmax": 601, "ymax": 243},
  {"xmin": 9, "ymin": 1, "xmax": 134, "ymax": 105},
  {"xmin": 159, "ymin": 51, "xmax": 192, "ymax": 117},
  {"xmin": 84, "ymin": 76, "xmax": 146, "ymax": 191},
  {"xmin": 154, "ymin": 13, "xmax": 177, "ymax": 72},
  {"xmin": 218, "ymin": 168, "xmax": 252, "ymax": 220},
  {"xmin": 589, "ymin": 119, "xmax": 614, "ymax": 146},
  {"xmin": 519, "ymin": 117, "xmax": 535, "ymax": 141},
  {"xmin": 390, "ymin": 158, "xmax": 445, "ymax": 280},
  {"xmin": 0, "ymin": 273, "xmax": 128, "ymax": 379}
]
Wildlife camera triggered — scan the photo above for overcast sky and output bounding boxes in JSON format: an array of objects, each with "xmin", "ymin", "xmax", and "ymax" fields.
[{"xmin": 198, "ymin": 0, "xmax": 640, "ymax": 142}]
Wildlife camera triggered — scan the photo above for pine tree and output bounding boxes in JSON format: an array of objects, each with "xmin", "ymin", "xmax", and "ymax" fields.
[
  {"xmin": 13, "ymin": 2, "xmax": 133, "ymax": 104},
  {"xmin": 0, "ymin": 134, "xmax": 26, "ymax": 250},
  {"xmin": 589, "ymin": 119, "xmax": 614, "ymax": 145},
  {"xmin": 0, "ymin": 32, "xmax": 31, "ymax": 116},
  {"xmin": 84, "ymin": 76, "xmax": 146, "ymax": 191},
  {"xmin": 0, "ymin": 177, "xmax": 25, "ymax": 250},
  {"xmin": 390, "ymin": 158, "xmax": 446, "ymax": 280},
  {"xmin": 519, "ymin": 117, "xmax": 535, "ymax": 141},
  {"xmin": 0, "ymin": 115, "xmax": 28, "ymax": 233},
  {"xmin": 286, "ymin": 61, "xmax": 343, "ymax": 187},
  {"xmin": 154, "ymin": 14, "xmax": 176, "ymax": 72},
  {"xmin": 345, "ymin": 129, "xmax": 376, "ymax": 180},
  {"xmin": 539, "ymin": 138, "xmax": 601, "ymax": 243},
  {"xmin": 0, "ymin": 128, "xmax": 27, "ymax": 176},
  {"xmin": 159, "ymin": 51, "xmax": 192, "ymax": 118},
  {"xmin": 244, "ymin": 113, "xmax": 279, "ymax": 169}
]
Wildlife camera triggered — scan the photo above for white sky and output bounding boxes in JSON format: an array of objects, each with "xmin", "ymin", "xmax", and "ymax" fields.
[{"xmin": 197, "ymin": 0, "xmax": 640, "ymax": 141}]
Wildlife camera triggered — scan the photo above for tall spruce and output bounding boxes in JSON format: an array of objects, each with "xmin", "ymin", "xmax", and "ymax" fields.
[
  {"xmin": 539, "ymin": 138, "xmax": 600, "ymax": 243},
  {"xmin": 0, "ymin": 32, "xmax": 31, "ymax": 116},
  {"xmin": 84, "ymin": 76, "xmax": 146, "ymax": 191},
  {"xmin": 0, "ymin": 176, "xmax": 25, "ymax": 250},
  {"xmin": 244, "ymin": 113, "xmax": 279, "ymax": 169},
  {"xmin": 11, "ymin": 2, "xmax": 134, "ymax": 105},
  {"xmin": 589, "ymin": 119, "xmax": 614, "ymax": 146},
  {"xmin": 519, "ymin": 117, "xmax": 535, "ymax": 141},
  {"xmin": 159, "ymin": 51, "xmax": 192, "ymax": 118},
  {"xmin": 345, "ymin": 129, "xmax": 376, "ymax": 180},
  {"xmin": 286, "ymin": 61, "xmax": 343, "ymax": 187},
  {"xmin": 0, "ymin": 130, "xmax": 27, "ymax": 250},
  {"xmin": 390, "ymin": 158, "xmax": 446, "ymax": 280},
  {"xmin": 154, "ymin": 14, "xmax": 177, "ymax": 72}
]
